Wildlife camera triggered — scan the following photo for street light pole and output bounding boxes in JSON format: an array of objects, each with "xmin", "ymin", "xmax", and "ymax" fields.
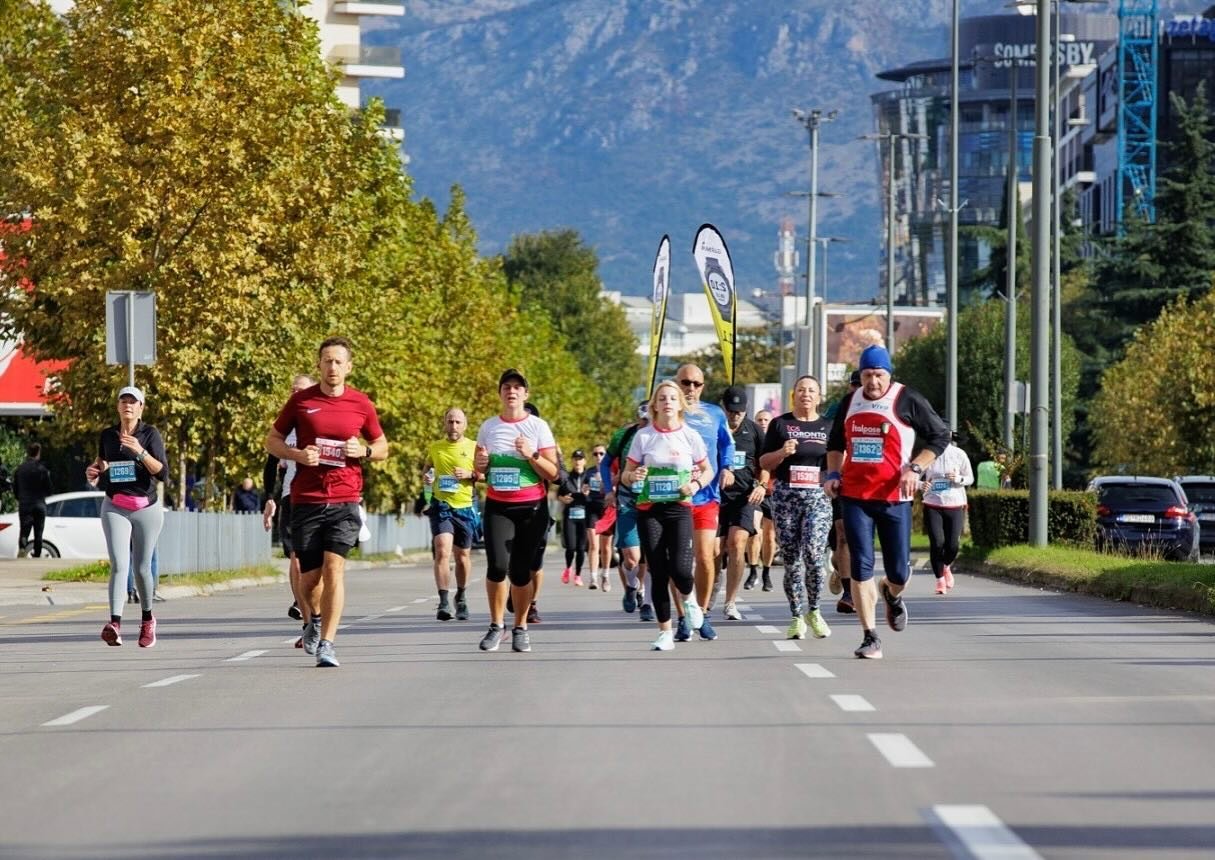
[
  {"xmin": 947, "ymin": 0, "xmax": 960, "ymax": 431},
  {"xmin": 886, "ymin": 138, "xmax": 897, "ymax": 351},
  {"xmin": 1005, "ymin": 60, "xmax": 1020, "ymax": 452},
  {"xmin": 1030, "ymin": 0, "xmax": 1052, "ymax": 545},
  {"xmin": 793, "ymin": 108, "xmax": 838, "ymax": 380},
  {"xmin": 1052, "ymin": 2, "xmax": 1065, "ymax": 490}
]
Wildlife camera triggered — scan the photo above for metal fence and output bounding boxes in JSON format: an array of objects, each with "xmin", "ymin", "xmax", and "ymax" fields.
[
  {"xmin": 158, "ymin": 511, "xmax": 271, "ymax": 575},
  {"xmin": 360, "ymin": 512, "xmax": 431, "ymax": 556}
]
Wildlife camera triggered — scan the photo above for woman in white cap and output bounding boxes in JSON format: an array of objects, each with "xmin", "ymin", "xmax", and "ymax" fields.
[
  {"xmin": 919, "ymin": 430, "xmax": 973, "ymax": 595},
  {"xmin": 86, "ymin": 386, "xmax": 168, "ymax": 648}
]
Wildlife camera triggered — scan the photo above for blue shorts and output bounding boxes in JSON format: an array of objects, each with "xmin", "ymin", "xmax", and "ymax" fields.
[
  {"xmin": 615, "ymin": 496, "xmax": 641, "ymax": 550},
  {"xmin": 840, "ymin": 498, "xmax": 912, "ymax": 585},
  {"xmin": 428, "ymin": 502, "xmax": 476, "ymax": 550}
]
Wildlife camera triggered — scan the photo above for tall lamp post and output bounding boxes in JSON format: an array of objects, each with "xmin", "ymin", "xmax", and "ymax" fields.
[
  {"xmin": 1029, "ymin": 0, "xmax": 1051, "ymax": 546},
  {"xmin": 947, "ymin": 0, "xmax": 960, "ymax": 431},
  {"xmin": 792, "ymin": 108, "xmax": 839, "ymax": 380},
  {"xmin": 814, "ymin": 236, "xmax": 850, "ymax": 381}
]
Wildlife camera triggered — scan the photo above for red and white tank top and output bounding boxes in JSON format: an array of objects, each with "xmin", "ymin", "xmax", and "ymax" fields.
[{"xmin": 841, "ymin": 382, "xmax": 916, "ymax": 503}]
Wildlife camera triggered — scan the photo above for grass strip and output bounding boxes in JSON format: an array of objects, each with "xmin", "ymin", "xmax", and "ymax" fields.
[{"xmin": 44, "ymin": 562, "xmax": 281, "ymax": 586}]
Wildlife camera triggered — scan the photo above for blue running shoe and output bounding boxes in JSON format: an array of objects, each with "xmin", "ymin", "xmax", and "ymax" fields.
[
  {"xmin": 622, "ymin": 586, "xmax": 637, "ymax": 614},
  {"xmin": 639, "ymin": 603, "xmax": 655, "ymax": 622},
  {"xmin": 698, "ymin": 616, "xmax": 717, "ymax": 641},
  {"xmin": 674, "ymin": 615, "xmax": 692, "ymax": 642}
]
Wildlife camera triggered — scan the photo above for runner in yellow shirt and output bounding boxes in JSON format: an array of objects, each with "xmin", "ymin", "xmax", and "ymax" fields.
[{"xmin": 423, "ymin": 408, "xmax": 480, "ymax": 621}]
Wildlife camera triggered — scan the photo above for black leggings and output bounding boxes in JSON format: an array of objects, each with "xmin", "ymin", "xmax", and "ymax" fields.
[
  {"xmin": 638, "ymin": 503, "xmax": 694, "ymax": 624},
  {"xmin": 563, "ymin": 514, "xmax": 587, "ymax": 572},
  {"xmin": 484, "ymin": 498, "xmax": 550, "ymax": 587},
  {"xmin": 924, "ymin": 506, "xmax": 965, "ymax": 578}
]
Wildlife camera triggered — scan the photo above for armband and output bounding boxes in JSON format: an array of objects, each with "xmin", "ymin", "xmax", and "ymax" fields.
[{"xmin": 825, "ymin": 470, "xmax": 841, "ymax": 483}]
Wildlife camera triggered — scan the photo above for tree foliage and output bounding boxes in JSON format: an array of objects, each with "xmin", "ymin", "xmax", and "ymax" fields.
[
  {"xmin": 1090, "ymin": 289, "xmax": 1215, "ymax": 476},
  {"xmin": 671, "ymin": 325, "xmax": 783, "ymax": 406}
]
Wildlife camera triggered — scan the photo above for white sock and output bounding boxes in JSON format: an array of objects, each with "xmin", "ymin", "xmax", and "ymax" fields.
[
  {"xmin": 624, "ymin": 563, "xmax": 639, "ymax": 589},
  {"xmin": 643, "ymin": 570, "xmax": 652, "ymax": 603}
]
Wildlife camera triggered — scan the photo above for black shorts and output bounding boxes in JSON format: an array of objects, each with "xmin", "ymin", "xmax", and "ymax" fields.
[
  {"xmin": 428, "ymin": 502, "xmax": 476, "ymax": 550},
  {"xmin": 760, "ymin": 499, "xmax": 772, "ymax": 521},
  {"xmin": 718, "ymin": 495, "xmax": 760, "ymax": 537},
  {"xmin": 586, "ymin": 499, "xmax": 606, "ymax": 530},
  {"xmin": 291, "ymin": 502, "xmax": 362, "ymax": 573},
  {"xmin": 531, "ymin": 520, "xmax": 552, "ymax": 571},
  {"xmin": 279, "ymin": 496, "xmax": 294, "ymax": 555}
]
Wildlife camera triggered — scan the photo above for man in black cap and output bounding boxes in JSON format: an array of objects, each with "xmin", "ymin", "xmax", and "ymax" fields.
[{"xmin": 717, "ymin": 385, "xmax": 768, "ymax": 621}]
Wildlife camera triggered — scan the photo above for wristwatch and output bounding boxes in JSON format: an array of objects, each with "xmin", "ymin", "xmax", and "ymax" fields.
[
  {"xmin": 909, "ymin": 463, "xmax": 924, "ymax": 475},
  {"xmin": 531, "ymin": 451, "xmax": 541, "ymax": 461},
  {"xmin": 364, "ymin": 445, "xmax": 372, "ymax": 459}
]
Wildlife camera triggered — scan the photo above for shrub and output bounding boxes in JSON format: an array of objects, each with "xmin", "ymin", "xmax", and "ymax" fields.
[{"xmin": 968, "ymin": 489, "xmax": 1096, "ymax": 548}]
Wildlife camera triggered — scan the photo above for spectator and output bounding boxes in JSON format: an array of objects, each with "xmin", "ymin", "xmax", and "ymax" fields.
[
  {"xmin": 233, "ymin": 476, "xmax": 260, "ymax": 513},
  {"xmin": 14, "ymin": 442, "xmax": 53, "ymax": 558}
]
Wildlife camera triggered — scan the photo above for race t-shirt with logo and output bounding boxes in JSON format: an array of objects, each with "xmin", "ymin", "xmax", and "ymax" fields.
[
  {"xmin": 476, "ymin": 413, "xmax": 556, "ymax": 504},
  {"xmin": 625, "ymin": 424, "xmax": 709, "ymax": 508},
  {"xmin": 683, "ymin": 402, "xmax": 735, "ymax": 505},
  {"xmin": 721, "ymin": 416, "xmax": 764, "ymax": 502},
  {"xmin": 827, "ymin": 383, "xmax": 950, "ymax": 503},
  {"xmin": 761, "ymin": 413, "xmax": 831, "ymax": 490},
  {"xmin": 427, "ymin": 437, "xmax": 478, "ymax": 509},
  {"xmin": 274, "ymin": 384, "xmax": 384, "ymax": 505}
]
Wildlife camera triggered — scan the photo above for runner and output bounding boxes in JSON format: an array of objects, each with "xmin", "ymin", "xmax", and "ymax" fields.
[
  {"xmin": 86, "ymin": 386, "xmax": 168, "ymax": 648},
  {"xmin": 521, "ymin": 401, "xmax": 556, "ymax": 625},
  {"xmin": 262, "ymin": 373, "xmax": 315, "ymax": 631},
  {"xmin": 422, "ymin": 407, "xmax": 479, "ymax": 621},
  {"xmin": 474, "ymin": 369, "xmax": 559, "ymax": 653},
  {"xmin": 558, "ymin": 450, "xmax": 592, "ymax": 588},
  {"xmin": 675, "ymin": 364, "xmax": 734, "ymax": 641},
  {"xmin": 919, "ymin": 431, "xmax": 974, "ymax": 595},
  {"xmin": 602, "ymin": 402, "xmax": 654, "ymax": 621},
  {"xmin": 824, "ymin": 345, "xmax": 950, "ymax": 660},
  {"xmin": 586, "ymin": 445, "xmax": 611, "ymax": 590},
  {"xmin": 717, "ymin": 386, "xmax": 768, "ymax": 621},
  {"xmin": 744, "ymin": 409, "xmax": 775, "ymax": 591},
  {"xmin": 759, "ymin": 375, "xmax": 833, "ymax": 641},
  {"xmin": 620, "ymin": 380, "xmax": 714, "ymax": 651},
  {"xmin": 824, "ymin": 370, "xmax": 862, "ymax": 614},
  {"xmin": 266, "ymin": 337, "xmax": 388, "ymax": 668}
]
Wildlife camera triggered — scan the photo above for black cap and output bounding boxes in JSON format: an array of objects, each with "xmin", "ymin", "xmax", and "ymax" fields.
[
  {"xmin": 721, "ymin": 385, "xmax": 747, "ymax": 412},
  {"xmin": 849, "ymin": 370, "xmax": 862, "ymax": 387},
  {"xmin": 498, "ymin": 368, "xmax": 528, "ymax": 389},
  {"xmin": 523, "ymin": 402, "xmax": 540, "ymax": 417},
  {"xmin": 572, "ymin": 449, "xmax": 585, "ymax": 459}
]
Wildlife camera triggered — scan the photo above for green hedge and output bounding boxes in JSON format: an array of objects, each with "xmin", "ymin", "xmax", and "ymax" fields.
[{"xmin": 968, "ymin": 489, "xmax": 1096, "ymax": 549}]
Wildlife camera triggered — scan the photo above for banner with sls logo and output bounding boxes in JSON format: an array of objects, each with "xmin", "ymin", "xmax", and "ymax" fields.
[
  {"xmin": 691, "ymin": 224, "xmax": 737, "ymax": 384},
  {"xmin": 646, "ymin": 235, "xmax": 671, "ymax": 399}
]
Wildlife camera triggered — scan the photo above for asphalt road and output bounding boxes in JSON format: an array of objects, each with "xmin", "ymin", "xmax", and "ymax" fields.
[{"xmin": 1, "ymin": 554, "xmax": 1213, "ymax": 860}]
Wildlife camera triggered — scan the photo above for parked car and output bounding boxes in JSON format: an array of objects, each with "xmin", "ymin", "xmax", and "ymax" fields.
[
  {"xmin": 0, "ymin": 491, "xmax": 108, "ymax": 559},
  {"xmin": 1087, "ymin": 476, "xmax": 1200, "ymax": 563},
  {"xmin": 1175, "ymin": 475, "xmax": 1215, "ymax": 556}
]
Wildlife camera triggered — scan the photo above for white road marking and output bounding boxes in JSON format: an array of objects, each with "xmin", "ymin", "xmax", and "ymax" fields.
[
  {"xmin": 868, "ymin": 733, "xmax": 934, "ymax": 768},
  {"xmin": 142, "ymin": 674, "xmax": 201, "ymax": 688},
  {"xmin": 755, "ymin": 625, "xmax": 781, "ymax": 634},
  {"xmin": 773, "ymin": 640, "xmax": 802, "ymax": 652},
  {"xmin": 932, "ymin": 805, "xmax": 1044, "ymax": 860},
  {"xmin": 744, "ymin": 613, "xmax": 765, "ymax": 621},
  {"xmin": 43, "ymin": 706, "xmax": 108, "ymax": 726},
  {"xmin": 386, "ymin": 606, "xmax": 409, "ymax": 613},
  {"xmin": 412, "ymin": 598, "xmax": 429, "ymax": 604},
  {"xmin": 795, "ymin": 663, "xmax": 835, "ymax": 679},
  {"xmin": 283, "ymin": 636, "xmax": 300, "ymax": 644},
  {"xmin": 737, "ymin": 604, "xmax": 753, "ymax": 612},
  {"xmin": 226, "ymin": 650, "xmax": 268, "ymax": 662},
  {"xmin": 831, "ymin": 694, "xmax": 876, "ymax": 712}
]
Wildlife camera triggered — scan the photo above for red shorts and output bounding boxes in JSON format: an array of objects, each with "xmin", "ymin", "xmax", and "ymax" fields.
[{"xmin": 692, "ymin": 501, "xmax": 720, "ymax": 531}]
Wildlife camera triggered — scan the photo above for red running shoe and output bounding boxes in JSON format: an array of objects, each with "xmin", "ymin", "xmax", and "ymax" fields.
[
  {"xmin": 561, "ymin": 567, "xmax": 572, "ymax": 585},
  {"xmin": 935, "ymin": 578, "xmax": 948, "ymax": 596},
  {"xmin": 943, "ymin": 564, "xmax": 955, "ymax": 590},
  {"xmin": 101, "ymin": 621, "xmax": 122, "ymax": 646},
  {"xmin": 138, "ymin": 617, "xmax": 157, "ymax": 648}
]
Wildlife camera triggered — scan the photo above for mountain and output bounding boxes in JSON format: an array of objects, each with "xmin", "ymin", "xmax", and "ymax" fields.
[{"xmin": 363, "ymin": 1, "xmax": 1192, "ymax": 305}]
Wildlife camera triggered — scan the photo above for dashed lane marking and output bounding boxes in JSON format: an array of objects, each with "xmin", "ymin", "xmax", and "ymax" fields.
[
  {"xmin": 737, "ymin": 604, "xmax": 754, "ymax": 612},
  {"xmin": 412, "ymin": 598, "xmax": 429, "ymax": 604},
  {"xmin": 773, "ymin": 641, "xmax": 802, "ymax": 652},
  {"xmin": 868, "ymin": 733, "xmax": 934, "ymax": 768},
  {"xmin": 226, "ymin": 650, "xmax": 268, "ymax": 662},
  {"xmin": 795, "ymin": 663, "xmax": 835, "ymax": 679},
  {"xmin": 831, "ymin": 694, "xmax": 876, "ymax": 712},
  {"xmin": 142, "ymin": 674, "xmax": 201, "ymax": 688},
  {"xmin": 386, "ymin": 606, "xmax": 409, "ymax": 612},
  {"xmin": 930, "ymin": 805, "xmax": 1044, "ymax": 860},
  {"xmin": 755, "ymin": 625, "xmax": 780, "ymax": 634},
  {"xmin": 745, "ymin": 614, "xmax": 765, "ymax": 621},
  {"xmin": 43, "ymin": 706, "xmax": 108, "ymax": 726}
]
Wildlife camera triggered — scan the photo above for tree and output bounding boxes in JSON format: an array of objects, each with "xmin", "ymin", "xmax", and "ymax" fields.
[
  {"xmin": 962, "ymin": 164, "xmax": 1030, "ymax": 300},
  {"xmin": 502, "ymin": 230, "xmax": 640, "ymax": 427},
  {"xmin": 671, "ymin": 325, "xmax": 783, "ymax": 406},
  {"xmin": 1090, "ymin": 289, "xmax": 1215, "ymax": 475},
  {"xmin": 893, "ymin": 298, "xmax": 1082, "ymax": 479}
]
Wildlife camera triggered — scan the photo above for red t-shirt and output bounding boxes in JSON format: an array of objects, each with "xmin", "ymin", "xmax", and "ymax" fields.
[{"xmin": 273, "ymin": 384, "xmax": 384, "ymax": 504}]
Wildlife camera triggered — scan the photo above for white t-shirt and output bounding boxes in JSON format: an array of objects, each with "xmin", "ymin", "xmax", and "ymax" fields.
[
  {"xmin": 476, "ymin": 413, "xmax": 557, "ymax": 503},
  {"xmin": 625, "ymin": 423, "xmax": 709, "ymax": 505},
  {"xmin": 920, "ymin": 443, "xmax": 974, "ymax": 509}
]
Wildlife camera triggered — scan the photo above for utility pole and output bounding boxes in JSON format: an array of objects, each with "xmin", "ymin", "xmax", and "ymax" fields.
[
  {"xmin": 1030, "ymin": 0, "xmax": 1052, "ymax": 545},
  {"xmin": 793, "ymin": 108, "xmax": 839, "ymax": 381},
  {"xmin": 947, "ymin": 0, "xmax": 960, "ymax": 431},
  {"xmin": 1006, "ymin": 60, "xmax": 1020, "ymax": 452}
]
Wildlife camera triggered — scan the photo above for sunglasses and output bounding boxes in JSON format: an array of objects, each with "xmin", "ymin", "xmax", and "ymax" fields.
[
  {"xmin": 592, "ymin": 451, "xmax": 606, "ymax": 456},
  {"xmin": 678, "ymin": 379, "xmax": 704, "ymax": 388}
]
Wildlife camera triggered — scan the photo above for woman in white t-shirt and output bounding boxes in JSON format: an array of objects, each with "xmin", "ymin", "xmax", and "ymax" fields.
[
  {"xmin": 919, "ymin": 432, "xmax": 974, "ymax": 595},
  {"xmin": 621, "ymin": 380, "xmax": 715, "ymax": 651}
]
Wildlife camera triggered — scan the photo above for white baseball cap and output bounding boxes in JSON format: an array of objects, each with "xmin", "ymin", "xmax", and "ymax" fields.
[{"xmin": 118, "ymin": 385, "xmax": 145, "ymax": 404}]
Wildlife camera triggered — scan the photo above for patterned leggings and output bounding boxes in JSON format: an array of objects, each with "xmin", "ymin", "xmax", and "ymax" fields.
[{"xmin": 772, "ymin": 484, "xmax": 833, "ymax": 616}]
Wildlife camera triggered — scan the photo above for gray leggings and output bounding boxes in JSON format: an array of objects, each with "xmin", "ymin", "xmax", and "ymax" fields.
[{"xmin": 102, "ymin": 499, "xmax": 164, "ymax": 617}]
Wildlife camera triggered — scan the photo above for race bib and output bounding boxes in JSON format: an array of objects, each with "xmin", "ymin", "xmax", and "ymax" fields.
[
  {"xmin": 732, "ymin": 451, "xmax": 747, "ymax": 469},
  {"xmin": 931, "ymin": 478, "xmax": 951, "ymax": 493},
  {"xmin": 629, "ymin": 479, "xmax": 644, "ymax": 494},
  {"xmin": 316, "ymin": 437, "xmax": 346, "ymax": 468},
  {"xmin": 438, "ymin": 475, "xmax": 459, "ymax": 494},
  {"xmin": 643, "ymin": 467, "xmax": 688, "ymax": 504},
  {"xmin": 108, "ymin": 460, "xmax": 137, "ymax": 483},
  {"xmin": 788, "ymin": 465, "xmax": 820, "ymax": 489},
  {"xmin": 850, "ymin": 437, "xmax": 884, "ymax": 464},
  {"xmin": 489, "ymin": 467, "xmax": 521, "ymax": 492},
  {"xmin": 589, "ymin": 475, "xmax": 603, "ymax": 492},
  {"xmin": 569, "ymin": 506, "xmax": 586, "ymax": 520}
]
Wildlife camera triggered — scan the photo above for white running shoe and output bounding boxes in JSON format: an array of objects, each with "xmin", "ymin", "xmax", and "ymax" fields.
[
  {"xmin": 651, "ymin": 630, "xmax": 675, "ymax": 651},
  {"xmin": 723, "ymin": 601, "xmax": 743, "ymax": 621},
  {"xmin": 683, "ymin": 599, "xmax": 705, "ymax": 632}
]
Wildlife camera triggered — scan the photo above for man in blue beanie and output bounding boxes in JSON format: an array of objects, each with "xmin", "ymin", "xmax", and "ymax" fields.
[{"xmin": 823, "ymin": 344, "xmax": 950, "ymax": 659}]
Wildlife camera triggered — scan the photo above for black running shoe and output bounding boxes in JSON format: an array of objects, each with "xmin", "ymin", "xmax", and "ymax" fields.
[
  {"xmin": 455, "ymin": 598, "xmax": 469, "ymax": 621},
  {"xmin": 743, "ymin": 569, "xmax": 758, "ymax": 590},
  {"xmin": 854, "ymin": 633, "xmax": 883, "ymax": 659},
  {"xmin": 511, "ymin": 626, "xmax": 531, "ymax": 652},
  {"xmin": 881, "ymin": 581, "xmax": 908, "ymax": 632},
  {"xmin": 287, "ymin": 601, "xmax": 303, "ymax": 621},
  {"xmin": 437, "ymin": 601, "xmax": 453, "ymax": 621},
  {"xmin": 761, "ymin": 571, "xmax": 773, "ymax": 592},
  {"xmin": 479, "ymin": 624, "xmax": 504, "ymax": 652}
]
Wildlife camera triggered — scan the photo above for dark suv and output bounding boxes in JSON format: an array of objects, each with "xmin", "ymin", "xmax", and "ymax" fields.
[
  {"xmin": 1087, "ymin": 476, "xmax": 1200, "ymax": 563},
  {"xmin": 1175, "ymin": 476, "xmax": 1215, "ymax": 556}
]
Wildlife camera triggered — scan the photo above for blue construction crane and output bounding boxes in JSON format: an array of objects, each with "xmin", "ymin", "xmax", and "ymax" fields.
[{"xmin": 1116, "ymin": 0, "xmax": 1158, "ymax": 225}]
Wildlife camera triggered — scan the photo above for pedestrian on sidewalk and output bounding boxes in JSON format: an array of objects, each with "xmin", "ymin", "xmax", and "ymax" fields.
[
  {"xmin": 14, "ymin": 442, "xmax": 52, "ymax": 558},
  {"xmin": 87, "ymin": 386, "xmax": 168, "ymax": 649},
  {"xmin": 232, "ymin": 477, "xmax": 260, "ymax": 513}
]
